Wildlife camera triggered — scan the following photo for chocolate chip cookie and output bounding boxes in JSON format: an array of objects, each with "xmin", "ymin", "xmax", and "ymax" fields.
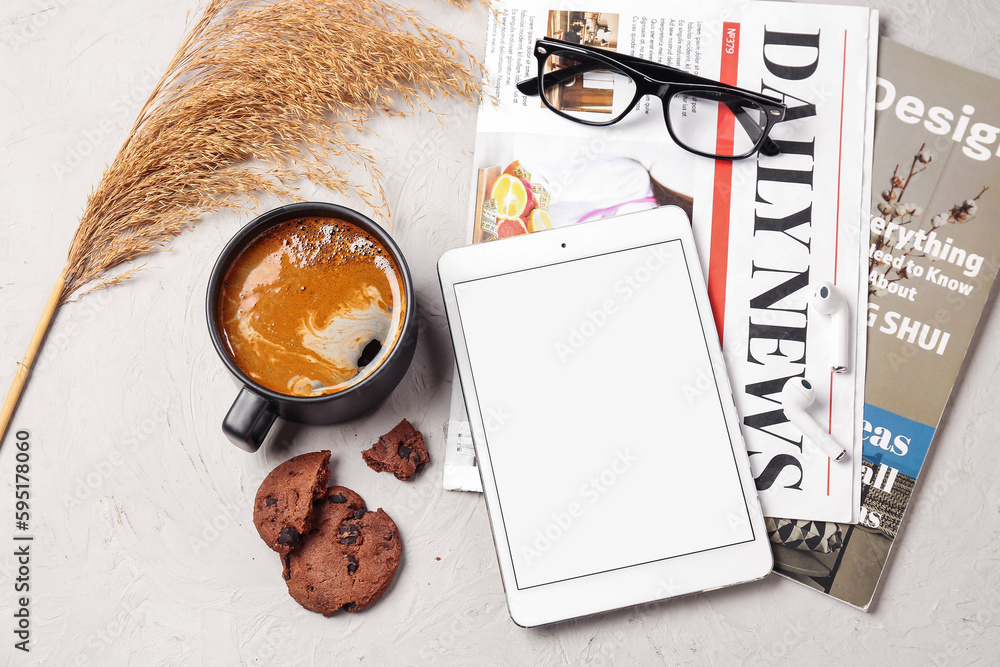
[
  {"xmin": 282, "ymin": 485, "xmax": 401, "ymax": 615},
  {"xmin": 253, "ymin": 450, "xmax": 330, "ymax": 554},
  {"xmin": 362, "ymin": 419, "xmax": 429, "ymax": 481}
]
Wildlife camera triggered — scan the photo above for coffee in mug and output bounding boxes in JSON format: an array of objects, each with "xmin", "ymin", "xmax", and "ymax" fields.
[
  {"xmin": 216, "ymin": 216, "xmax": 407, "ymax": 397},
  {"xmin": 207, "ymin": 202, "xmax": 417, "ymax": 453}
]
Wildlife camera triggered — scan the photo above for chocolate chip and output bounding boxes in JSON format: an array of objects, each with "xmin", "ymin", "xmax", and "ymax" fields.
[
  {"xmin": 357, "ymin": 339, "xmax": 382, "ymax": 367},
  {"xmin": 415, "ymin": 462, "xmax": 426, "ymax": 473},
  {"xmin": 353, "ymin": 509, "xmax": 365, "ymax": 520},
  {"xmin": 347, "ymin": 555, "xmax": 358, "ymax": 573},
  {"xmin": 384, "ymin": 533, "xmax": 394, "ymax": 541},
  {"xmin": 277, "ymin": 526, "xmax": 300, "ymax": 547},
  {"xmin": 265, "ymin": 497, "xmax": 278, "ymax": 507},
  {"xmin": 283, "ymin": 555, "xmax": 292, "ymax": 580},
  {"xmin": 341, "ymin": 602, "xmax": 357, "ymax": 611},
  {"xmin": 339, "ymin": 524, "xmax": 360, "ymax": 545},
  {"xmin": 329, "ymin": 493, "xmax": 347, "ymax": 503},
  {"xmin": 397, "ymin": 444, "xmax": 412, "ymax": 460},
  {"xmin": 307, "ymin": 585, "xmax": 314, "ymax": 592}
]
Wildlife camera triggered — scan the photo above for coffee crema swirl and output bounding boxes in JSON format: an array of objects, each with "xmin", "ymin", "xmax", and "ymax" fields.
[{"xmin": 218, "ymin": 217, "xmax": 405, "ymax": 397}]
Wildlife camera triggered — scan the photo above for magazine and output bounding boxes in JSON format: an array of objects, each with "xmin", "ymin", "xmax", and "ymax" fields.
[
  {"xmin": 443, "ymin": 0, "xmax": 879, "ymax": 523},
  {"xmin": 767, "ymin": 37, "xmax": 1000, "ymax": 609}
]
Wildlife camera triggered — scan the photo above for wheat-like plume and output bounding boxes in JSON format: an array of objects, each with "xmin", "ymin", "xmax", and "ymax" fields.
[{"xmin": 61, "ymin": 0, "xmax": 482, "ymax": 303}]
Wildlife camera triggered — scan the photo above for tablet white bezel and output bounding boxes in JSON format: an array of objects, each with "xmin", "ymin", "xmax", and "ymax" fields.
[{"xmin": 438, "ymin": 207, "xmax": 772, "ymax": 627}]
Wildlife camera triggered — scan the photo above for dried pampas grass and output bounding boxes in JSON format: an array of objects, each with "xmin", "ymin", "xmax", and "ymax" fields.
[
  {"xmin": 64, "ymin": 0, "xmax": 483, "ymax": 301},
  {"xmin": 1, "ymin": 0, "xmax": 483, "ymax": 440}
]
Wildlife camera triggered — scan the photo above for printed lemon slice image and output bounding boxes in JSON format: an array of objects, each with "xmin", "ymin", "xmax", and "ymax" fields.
[
  {"xmin": 497, "ymin": 217, "xmax": 528, "ymax": 238},
  {"xmin": 527, "ymin": 208, "xmax": 553, "ymax": 233},
  {"xmin": 491, "ymin": 173, "xmax": 534, "ymax": 220}
]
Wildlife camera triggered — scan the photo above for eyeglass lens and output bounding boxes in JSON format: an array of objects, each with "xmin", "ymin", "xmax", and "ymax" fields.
[
  {"xmin": 540, "ymin": 49, "xmax": 637, "ymax": 122},
  {"xmin": 666, "ymin": 91, "xmax": 768, "ymax": 158},
  {"xmin": 540, "ymin": 49, "xmax": 770, "ymax": 158}
]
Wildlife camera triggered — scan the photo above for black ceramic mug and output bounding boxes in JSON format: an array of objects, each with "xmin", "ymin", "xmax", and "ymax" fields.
[{"xmin": 206, "ymin": 202, "xmax": 417, "ymax": 452}]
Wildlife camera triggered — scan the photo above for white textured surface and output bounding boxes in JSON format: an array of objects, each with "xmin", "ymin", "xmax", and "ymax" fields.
[{"xmin": 1, "ymin": 0, "xmax": 999, "ymax": 664}]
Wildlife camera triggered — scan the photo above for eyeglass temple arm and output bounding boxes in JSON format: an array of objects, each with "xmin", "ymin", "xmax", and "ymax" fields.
[
  {"xmin": 517, "ymin": 61, "xmax": 602, "ymax": 95},
  {"xmin": 515, "ymin": 75, "xmax": 543, "ymax": 96},
  {"xmin": 517, "ymin": 65, "xmax": 717, "ymax": 98},
  {"xmin": 517, "ymin": 61, "xmax": 663, "ymax": 95},
  {"xmin": 517, "ymin": 69, "xmax": 781, "ymax": 156},
  {"xmin": 517, "ymin": 47, "xmax": 736, "ymax": 93},
  {"xmin": 731, "ymin": 105, "xmax": 781, "ymax": 156}
]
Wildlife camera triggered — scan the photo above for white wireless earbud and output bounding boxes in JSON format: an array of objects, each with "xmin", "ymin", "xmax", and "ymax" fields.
[
  {"xmin": 781, "ymin": 377, "xmax": 847, "ymax": 462},
  {"xmin": 812, "ymin": 282, "xmax": 849, "ymax": 373}
]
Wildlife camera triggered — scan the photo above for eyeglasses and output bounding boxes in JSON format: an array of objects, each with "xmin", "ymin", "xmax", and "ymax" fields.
[{"xmin": 516, "ymin": 38, "xmax": 787, "ymax": 160}]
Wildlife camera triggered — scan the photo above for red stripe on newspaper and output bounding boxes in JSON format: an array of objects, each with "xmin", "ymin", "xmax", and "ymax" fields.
[
  {"xmin": 828, "ymin": 371, "xmax": 835, "ymax": 494},
  {"xmin": 707, "ymin": 22, "xmax": 741, "ymax": 340},
  {"xmin": 833, "ymin": 30, "xmax": 848, "ymax": 281},
  {"xmin": 825, "ymin": 30, "xmax": 848, "ymax": 495}
]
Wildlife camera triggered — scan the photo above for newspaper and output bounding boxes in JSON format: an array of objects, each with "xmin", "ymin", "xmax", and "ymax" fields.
[
  {"xmin": 444, "ymin": 0, "xmax": 878, "ymax": 523},
  {"xmin": 768, "ymin": 37, "xmax": 1000, "ymax": 609}
]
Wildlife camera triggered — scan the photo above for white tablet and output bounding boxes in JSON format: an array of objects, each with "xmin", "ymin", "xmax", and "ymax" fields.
[{"xmin": 438, "ymin": 207, "xmax": 772, "ymax": 627}]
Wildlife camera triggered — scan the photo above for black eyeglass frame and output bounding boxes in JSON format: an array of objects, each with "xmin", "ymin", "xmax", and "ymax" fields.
[{"xmin": 516, "ymin": 37, "xmax": 788, "ymax": 160}]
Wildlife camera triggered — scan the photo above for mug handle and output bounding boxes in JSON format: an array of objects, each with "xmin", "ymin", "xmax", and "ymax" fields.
[{"xmin": 223, "ymin": 387, "xmax": 278, "ymax": 453}]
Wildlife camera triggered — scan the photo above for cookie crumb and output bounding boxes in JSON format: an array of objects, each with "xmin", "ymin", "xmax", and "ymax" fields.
[{"xmin": 362, "ymin": 419, "xmax": 430, "ymax": 481}]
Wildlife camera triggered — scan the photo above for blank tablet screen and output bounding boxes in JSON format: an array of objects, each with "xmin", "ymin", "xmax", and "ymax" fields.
[{"xmin": 454, "ymin": 239, "xmax": 756, "ymax": 590}]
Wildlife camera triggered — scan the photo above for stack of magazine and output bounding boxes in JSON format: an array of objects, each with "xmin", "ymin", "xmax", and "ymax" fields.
[
  {"xmin": 768, "ymin": 37, "xmax": 1000, "ymax": 609},
  {"xmin": 444, "ymin": 0, "xmax": 1000, "ymax": 609}
]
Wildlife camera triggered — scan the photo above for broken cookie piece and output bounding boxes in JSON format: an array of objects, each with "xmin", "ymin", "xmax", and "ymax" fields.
[
  {"xmin": 253, "ymin": 450, "xmax": 331, "ymax": 554},
  {"xmin": 362, "ymin": 419, "xmax": 430, "ymax": 481}
]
